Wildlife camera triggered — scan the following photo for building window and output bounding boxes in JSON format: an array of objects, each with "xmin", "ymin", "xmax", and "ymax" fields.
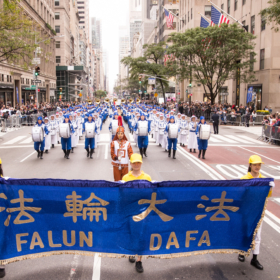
[
  {"xmin": 242, "ymin": 0, "xmax": 246, "ymax": 5},
  {"xmin": 260, "ymin": 49, "xmax": 265, "ymax": 70},
  {"xmin": 234, "ymin": 0, "xmax": 238, "ymax": 10},
  {"xmin": 250, "ymin": 52, "xmax": 254, "ymax": 71},
  {"xmin": 55, "ymin": 25, "xmax": 60, "ymax": 33},
  {"xmin": 55, "ymin": 0, "xmax": 59, "ymax": 6},
  {"xmin": 205, "ymin": 5, "xmax": 211, "ymax": 18},
  {"xmin": 251, "ymin": 15, "xmax": 255, "ymax": 34},
  {"xmin": 56, "ymin": 41, "xmax": 60, "ymax": 48},
  {"xmin": 261, "ymin": 15, "xmax": 266, "ymax": 31},
  {"xmin": 191, "ymin": 8, "xmax": 192, "ymax": 19},
  {"xmin": 56, "ymin": 56, "xmax": 61, "ymax": 63},
  {"xmin": 221, "ymin": 3, "xmax": 224, "ymax": 10},
  {"xmin": 55, "ymin": 12, "xmax": 60, "ymax": 19},
  {"xmin": 188, "ymin": 11, "xmax": 189, "ymax": 22},
  {"xmin": 2, "ymin": 74, "xmax": 4, "ymax": 82},
  {"xmin": 228, "ymin": 0, "xmax": 230, "ymax": 14}
]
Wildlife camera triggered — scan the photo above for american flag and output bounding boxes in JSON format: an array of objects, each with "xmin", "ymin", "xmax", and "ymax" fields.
[
  {"xmin": 164, "ymin": 8, "xmax": 174, "ymax": 29},
  {"xmin": 200, "ymin": 16, "xmax": 210, "ymax": 28},
  {"xmin": 211, "ymin": 5, "xmax": 230, "ymax": 26},
  {"xmin": 164, "ymin": 54, "xmax": 175, "ymax": 66}
]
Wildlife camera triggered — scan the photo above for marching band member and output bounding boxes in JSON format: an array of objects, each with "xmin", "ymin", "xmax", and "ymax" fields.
[
  {"xmin": 44, "ymin": 117, "xmax": 51, "ymax": 154},
  {"xmin": 165, "ymin": 116, "xmax": 180, "ymax": 159},
  {"xmin": 83, "ymin": 114, "xmax": 98, "ymax": 159},
  {"xmin": 163, "ymin": 114, "xmax": 170, "ymax": 152},
  {"xmin": 178, "ymin": 115, "xmax": 188, "ymax": 147},
  {"xmin": 154, "ymin": 112, "xmax": 160, "ymax": 144},
  {"xmin": 157, "ymin": 113, "xmax": 166, "ymax": 147},
  {"xmin": 196, "ymin": 116, "xmax": 208, "ymax": 159},
  {"xmin": 133, "ymin": 112, "xmax": 140, "ymax": 147},
  {"xmin": 111, "ymin": 126, "xmax": 133, "ymax": 181},
  {"xmin": 238, "ymin": 155, "xmax": 275, "ymax": 270},
  {"xmin": 134, "ymin": 113, "xmax": 151, "ymax": 158},
  {"xmin": 69, "ymin": 115, "xmax": 78, "ymax": 153},
  {"xmin": 33, "ymin": 116, "xmax": 49, "ymax": 159},
  {"xmin": 61, "ymin": 115, "xmax": 74, "ymax": 159},
  {"xmin": 55, "ymin": 112, "xmax": 61, "ymax": 144},
  {"xmin": 77, "ymin": 111, "xmax": 84, "ymax": 140},
  {"xmin": 49, "ymin": 115, "xmax": 58, "ymax": 148},
  {"xmin": 188, "ymin": 115, "xmax": 198, "ymax": 153},
  {"xmin": 109, "ymin": 112, "xmax": 120, "ymax": 141}
]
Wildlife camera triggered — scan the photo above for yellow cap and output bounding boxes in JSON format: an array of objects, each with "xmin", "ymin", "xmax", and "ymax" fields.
[
  {"xmin": 130, "ymin": 153, "xmax": 143, "ymax": 163},
  {"xmin": 249, "ymin": 155, "xmax": 264, "ymax": 164},
  {"xmin": 0, "ymin": 158, "xmax": 1, "ymax": 164}
]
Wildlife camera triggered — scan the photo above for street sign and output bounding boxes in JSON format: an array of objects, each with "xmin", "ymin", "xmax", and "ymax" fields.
[
  {"xmin": 31, "ymin": 80, "xmax": 41, "ymax": 83},
  {"xmin": 25, "ymin": 85, "xmax": 36, "ymax": 90},
  {"xmin": 32, "ymin": 58, "xmax": 41, "ymax": 65},
  {"xmin": 148, "ymin": 78, "xmax": 156, "ymax": 85}
]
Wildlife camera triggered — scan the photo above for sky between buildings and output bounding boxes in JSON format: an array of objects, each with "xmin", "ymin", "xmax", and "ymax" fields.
[{"xmin": 89, "ymin": 0, "xmax": 129, "ymax": 93}]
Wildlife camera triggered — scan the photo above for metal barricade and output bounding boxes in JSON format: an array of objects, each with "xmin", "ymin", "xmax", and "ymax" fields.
[{"xmin": 258, "ymin": 124, "xmax": 280, "ymax": 145}]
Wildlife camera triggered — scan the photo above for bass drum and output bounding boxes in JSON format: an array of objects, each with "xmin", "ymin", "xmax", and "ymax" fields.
[
  {"xmin": 32, "ymin": 126, "xmax": 44, "ymax": 142},
  {"xmin": 199, "ymin": 124, "xmax": 211, "ymax": 140},
  {"xmin": 85, "ymin": 122, "xmax": 95, "ymax": 138},
  {"xmin": 111, "ymin": 120, "xmax": 118, "ymax": 135},
  {"xmin": 168, "ymin": 123, "xmax": 179, "ymax": 139},
  {"xmin": 59, "ymin": 123, "xmax": 71, "ymax": 138},
  {"xmin": 138, "ymin": 121, "xmax": 148, "ymax": 136}
]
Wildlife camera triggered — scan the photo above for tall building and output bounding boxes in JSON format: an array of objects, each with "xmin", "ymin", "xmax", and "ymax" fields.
[
  {"xmin": 119, "ymin": 26, "xmax": 130, "ymax": 84},
  {"xmin": 77, "ymin": 0, "xmax": 90, "ymax": 42},
  {"xmin": 91, "ymin": 18, "xmax": 102, "ymax": 50},
  {"xmin": 178, "ymin": 0, "xmax": 280, "ymax": 111},
  {"xmin": 129, "ymin": 0, "xmax": 142, "ymax": 50},
  {"xmin": 0, "ymin": 0, "xmax": 56, "ymax": 106}
]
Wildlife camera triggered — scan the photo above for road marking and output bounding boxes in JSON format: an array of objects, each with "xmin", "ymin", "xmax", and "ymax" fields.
[
  {"xmin": 211, "ymin": 135, "xmax": 238, "ymax": 143},
  {"xmin": 105, "ymin": 144, "xmax": 108, "ymax": 160},
  {"xmin": 3, "ymin": 136, "xmax": 26, "ymax": 145},
  {"xmin": 268, "ymin": 165, "xmax": 280, "ymax": 172},
  {"xmin": 238, "ymin": 147, "xmax": 280, "ymax": 164},
  {"xmin": 266, "ymin": 210, "xmax": 280, "ymax": 225},
  {"xmin": 225, "ymin": 135, "xmax": 254, "ymax": 144},
  {"xmin": 263, "ymin": 216, "xmax": 280, "ymax": 234},
  {"xmin": 238, "ymin": 135, "xmax": 264, "ymax": 144},
  {"xmin": 20, "ymin": 137, "xmax": 33, "ymax": 144},
  {"xmin": 20, "ymin": 151, "xmax": 36, "ymax": 162},
  {"xmin": 99, "ymin": 134, "xmax": 110, "ymax": 142},
  {"xmin": 92, "ymin": 253, "xmax": 101, "ymax": 280},
  {"xmin": 274, "ymin": 198, "xmax": 280, "ymax": 204},
  {"xmin": 208, "ymin": 136, "xmax": 223, "ymax": 143},
  {"xmin": 69, "ymin": 254, "xmax": 80, "ymax": 280},
  {"xmin": 215, "ymin": 164, "xmax": 243, "ymax": 179},
  {"xmin": 178, "ymin": 147, "xmax": 226, "ymax": 180}
]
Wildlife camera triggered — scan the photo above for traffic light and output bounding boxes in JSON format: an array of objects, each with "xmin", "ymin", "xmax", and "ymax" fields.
[
  {"xmin": 59, "ymin": 88, "xmax": 63, "ymax": 93},
  {"xmin": 189, "ymin": 83, "xmax": 192, "ymax": 87},
  {"xmin": 35, "ymin": 66, "xmax": 40, "ymax": 77},
  {"xmin": 139, "ymin": 75, "xmax": 142, "ymax": 84},
  {"xmin": 144, "ymin": 90, "xmax": 147, "ymax": 94}
]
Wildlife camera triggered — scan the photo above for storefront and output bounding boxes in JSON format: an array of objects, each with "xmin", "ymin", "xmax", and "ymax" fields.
[
  {"xmin": 22, "ymin": 88, "xmax": 36, "ymax": 104},
  {"xmin": 247, "ymin": 85, "xmax": 262, "ymax": 110},
  {"xmin": 219, "ymin": 87, "xmax": 229, "ymax": 104},
  {"xmin": 0, "ymin": 85, "xmax": 14, "ymax": 106}
]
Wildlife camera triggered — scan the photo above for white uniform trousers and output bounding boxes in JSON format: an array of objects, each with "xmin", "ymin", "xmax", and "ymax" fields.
[
  {"xmin": 50, "ymin": 132, "xmax": 57, "ymax": 145},
  {"xmin": 252, "ymin": 222, "xmax": 262, "ymax": 255},
  {"xmin": 44, "ymin": 134, "xmax": 51, "ymax": 150},
  {"xmin": 179, "ymin": 132, "xmax": 188, "ymax": 145}
]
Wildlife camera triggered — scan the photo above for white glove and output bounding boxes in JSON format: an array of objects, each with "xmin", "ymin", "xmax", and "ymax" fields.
[
  {"xmin": 269, "ymin": 181, "xmax": 275, "ymax": 188},
  {"xmin": 3, "ymin": 177, "xmax": 9, "ymax": 180}
]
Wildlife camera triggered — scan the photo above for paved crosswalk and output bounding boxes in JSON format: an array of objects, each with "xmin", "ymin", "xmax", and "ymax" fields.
[{"xmin": 0, "ymin": 133, "xmax": 267, "ymax": 146}]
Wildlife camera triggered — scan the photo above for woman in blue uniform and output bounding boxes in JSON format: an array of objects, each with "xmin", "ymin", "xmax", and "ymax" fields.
[
  {"xmin": 165, "ymin": 116, "xmax": 180, "ymax": 159},
  {"xmin": 34, "ymin": 116, "xmax": 49, "ymax": 159},
  {"xmin": 61, "ymin": 114, "xmax": 74, "ymax": 159},
  {"xmin": 196, "ymin": 116, "xmax": 208, "ymax": 159},
  {"xmin": 83, "ymin": 114, "xmax": 98, "ymax": 159}
]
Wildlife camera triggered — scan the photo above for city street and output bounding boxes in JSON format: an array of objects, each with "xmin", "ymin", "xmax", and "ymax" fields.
[{"xmin": 0, "ymin": 119, "xmax": 279, "ymax": 280}]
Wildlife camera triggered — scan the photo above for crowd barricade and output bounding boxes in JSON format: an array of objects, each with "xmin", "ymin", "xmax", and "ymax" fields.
[
  {"xmin": 258, "ymin": 124, "xmax": 280, "ymax": 145},
  {"xmin": 20, "ymin": 114, "xmax": 42, "ymax": 126},
  {"xmin": 46, "ymin": 111, "xmax": 57, "ymax": 118}
]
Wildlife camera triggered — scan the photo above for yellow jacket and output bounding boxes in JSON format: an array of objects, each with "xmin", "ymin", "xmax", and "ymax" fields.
[
  {"xmin": 122, "ymin": 171, "xmax": 152, "ymax": 182},
  {"xmin": 241, "ymin": 172, "xmax": 272, "ymax": 197}
]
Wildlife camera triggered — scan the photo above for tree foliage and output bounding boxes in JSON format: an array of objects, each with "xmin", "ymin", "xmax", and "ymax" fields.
[
  {"xmin": 95, "ymin": 90, "xmax": 107, "ymax": 98},
  {"xmin": 260, "ymin": 0, "xmax": 280, "ymax": 32},
  {"xmin": 167, "ymin": 24, "xmax": 256, "ymax": 104},
  {"xmin": 0, "ymin": 0, "xmax": 44, "ymax": 67},
  {"xmin": 121, "ymin": 41, "xmax": 175, "ymax": 101}
]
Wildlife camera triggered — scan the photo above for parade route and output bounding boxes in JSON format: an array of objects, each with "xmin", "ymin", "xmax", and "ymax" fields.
[{"xmin": 0, "ymin": 120, "xmax": 280, "ymax": 280}]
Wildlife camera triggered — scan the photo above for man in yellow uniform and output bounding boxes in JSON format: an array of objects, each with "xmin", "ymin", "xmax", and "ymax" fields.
[
  {"xmin": 238, "ymin": 155, "xmax": 275, "ymax": 270},
  {"xmin": 122, "ymin": 153, "xmax": 152, "ymax": 273}
]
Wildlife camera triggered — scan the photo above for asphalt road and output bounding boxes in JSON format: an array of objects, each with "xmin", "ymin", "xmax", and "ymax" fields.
[{"xmin": 0, "ymin": 120, "xmax": 279, "ymax": 280}]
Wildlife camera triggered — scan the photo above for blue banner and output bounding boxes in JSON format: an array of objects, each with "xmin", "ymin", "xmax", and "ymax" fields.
[
  {"xmin": 0, "ymin": 178, "xmax": 271, "ymax": 264},
  {"xmin": 246, "ymin": 86, "xmax": 253, "ymax": 103}
]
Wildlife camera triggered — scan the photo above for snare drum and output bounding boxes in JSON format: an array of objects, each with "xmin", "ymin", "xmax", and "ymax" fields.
[
  {"xmin": 59, "ymin": 123, "xmax": 71, "ymax": 138},
  {"xmin": 32, "ymin": 127, "xmax": 44, "ymax": 142}
]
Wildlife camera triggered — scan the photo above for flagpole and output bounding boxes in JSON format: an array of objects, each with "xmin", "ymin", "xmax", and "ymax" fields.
[
  {"xmin": 198, "ymin": 12, "xmax": 211, "ymax": 23},
  {"xmin": 162, "ymin": 5, "xmax": 184, "ymax": 21},
  {"xmin": 208, "ymin": 0, "xmax": 244, "ymax": 27}
]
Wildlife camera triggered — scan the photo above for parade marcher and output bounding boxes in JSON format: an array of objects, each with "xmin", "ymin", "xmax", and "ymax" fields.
[
  {"xmin": 83, "ymin": 114, "xmax": 98, "ymax": 159},
  {"xmin": 111, "ymin": 126, "xmax": 133, "ymax": 181},
  {"xmin": 134, "ymin": 113, "xmax": 151, "ymax": 158},
  {"xmin": 61, "ymin": 115, "xmax": 74, "ymax": 159},
  {"xmin": 178, "ymin": 114, "xmax": 188, "ymax": 147},
  {"xmin": 156, "ymin": 113, "xmax": 166, "ymax": 147},
  {"xmin": 109, "ymin": 112, "xmax": 120, "ymax": 141},
  {"xmin": 49, "ymin": 115, "xmax": 58, "ymax": 148},
  {"xmin": 238, "ymin": 155, "xmax": 275, "ymax": 270},
  {"xmin": 69, "ymin": 115, "xmax": 78, "ymax": 153},
  {"xmin": 122, "ymin": 153, "xmax": 152, "ymax": 273},
  {"xmin": 163, "ymin": 114, "xmax": 170, "ymax": 152},
  {"xmin": 33, "ymin": 116, "xmax": 49, "ymax": 159},
  {"xmin": 188, "ymin": 115, "xmax": 198, "ymax": 153},
  {"xmin": 165, "ymin": 116, "xmax": 180, "ymax": 159},
  {"xmin": 44, "ymin": 117, "xmax": 51, "ymax": 154},
  {"xmin": 196, "ymin": 116, "xmax": 208, "ymax": 159}
]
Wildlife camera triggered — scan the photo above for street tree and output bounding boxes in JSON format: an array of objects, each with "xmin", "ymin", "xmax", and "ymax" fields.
[
  {"xmin": 95, "ymin": 90, "xmax": 107, "ymax": 98},
  {"xmin": 121, "ymin": 41, "xmax": 175, "ymax": 101},
  {"xmin": 0, "ymin": 0, "xmax": 44, "ymax": 67},
  {"xmin": 167, "ymin": 23, "xmax": 256, "ymax": 104},
  {"xmin": 260, "ymin": 0, "xmax": 280, "ymax": 31}
]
